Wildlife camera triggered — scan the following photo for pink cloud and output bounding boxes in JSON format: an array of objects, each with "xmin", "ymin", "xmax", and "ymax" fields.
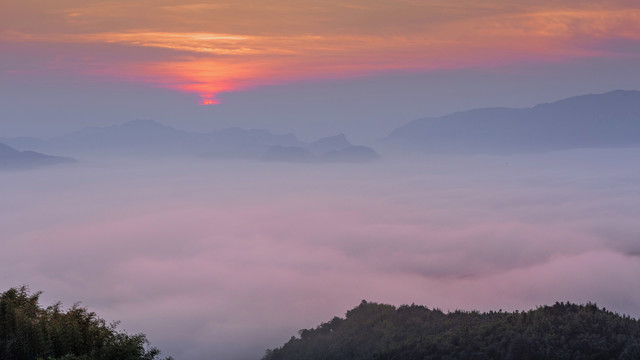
[{"xmin": 2, "ymin": 153, "xmax": 640, "ymax": 359}]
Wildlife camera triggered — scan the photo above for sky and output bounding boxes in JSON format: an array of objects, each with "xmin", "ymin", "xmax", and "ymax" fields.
[
  {"xmin": 3, "ymin": 2, "xmax": 640, "ymax": 359},
  {"xmin": 2, "ymin": 0, "xmax": 640, "ymax": 140}
]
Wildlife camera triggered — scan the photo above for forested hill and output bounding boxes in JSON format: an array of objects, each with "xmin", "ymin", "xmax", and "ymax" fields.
[
  {"xmin": 0, "ymin": 287, "xmax": 171, "ymax": 360},
  {"xmin": 262, "ymin": 300, "xmax": 640, "ymax": 360}
]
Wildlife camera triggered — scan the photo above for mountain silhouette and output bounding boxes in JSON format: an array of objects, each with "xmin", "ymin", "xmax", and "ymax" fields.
[
  {"xmin": 261, "ymin": 133, "xmax": 380, "ymax": 163},
  {"xmin": 6, "ymin": 121, "xmax": 383, "ymax": 163},
  {"xmin": 383, "ymin": 90, "xmax": 640, "ymax": 154},
  {"xmin": 306, "ymin": 133, "xmax": 352, "ymax": 155},
  {"xmin": 0, "ymin": 143, "xmax": 76, "ymax": 170},
  {"xmin": 41, "ymin": 120, "xmax": 302, "ymax": 158},
  {"xmin": 262, "ymin": 146, "xmax": 319, "ymax": 163},
  {"xmin": 322, "ymin": 145, "xmax": 381, "ymax": 163}
]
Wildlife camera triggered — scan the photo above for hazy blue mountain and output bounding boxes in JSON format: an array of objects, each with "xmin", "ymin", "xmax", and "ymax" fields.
[
  {"xmin": 0, "ymin": 137, "xmax": 52, "ymax": 152},
  {"xmin": 206, "ymin": 127, "xmax": 299, "ymax": 147},
  {"xmin": 34, "ymin": 120, "xmax": 383, "ymax": 162},
  {"xmin": 200, "ymin": 127, "xmax": 302, "ymax": 159},
  {"xmin": 6, "ymin": 120, "xmax": 384, "ymax": 162},
  {"xmin": 262, "ymin": 132, "xmax": 380, "ymax": 163},
  {"xmin": 383, "ymin": 90, "xmax": 640, "ymax": 154},
  {"xmin": 0, "ymin": 143, "xmax": 76, "ymax": 170},
  {"xmin": 306, "ymin": 133, "xmax": 352, "ymax": 155},
  {"xmin": 262, "ymin": 145, "xmax": 380, "ymax": 163},
  {"xmin": 322, "ymin": 145, "xmax": 381, "ymax": 163},
  {"xmin": 262, "ymin": 145, "xmax": 319, "ymax": 163},
  {"xmin": 46, "ymin": 120, "xmax": 303, "ymax": 158},
  {"xmin": 53, "ymin": 119, "xmax": 194, "ymax": 156}
]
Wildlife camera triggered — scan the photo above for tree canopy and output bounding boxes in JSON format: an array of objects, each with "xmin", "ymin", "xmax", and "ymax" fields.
[
  {"xmin": 263, "ymin": 300, "xmax": 640, "ymax": 360},
  {"xmin": 0, "ymin": 286, "xmax": 171, "ymax": 360}
]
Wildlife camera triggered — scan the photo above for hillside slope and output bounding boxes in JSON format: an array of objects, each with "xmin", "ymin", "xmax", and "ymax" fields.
[
  {"xmin": 263, "ymin": 300, "xmax": 640, "ymax": 360},
  {"xmin": 383, "ymin": 90, "xmax": 640, "ymax": 154}
]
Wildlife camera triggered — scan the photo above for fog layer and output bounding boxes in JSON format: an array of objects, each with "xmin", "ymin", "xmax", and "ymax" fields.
[{"xmin": 1, "ymin": 150, "xmax": 640, "ymax": 359}]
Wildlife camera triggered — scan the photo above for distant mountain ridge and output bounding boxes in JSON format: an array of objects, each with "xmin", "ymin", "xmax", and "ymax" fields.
[
  {"xmin": 51, "ymin": 119, "xmax": 303, "ymax": 158},
  {"xmin": 307, "ymin": 134, "xmax": 352, "ymax": 155},
  {"xmin": 2, "ymin": 120, "xmax": 304, "ymax": 159},
  {"xmin": 0, "ymin": 143, "xmax": 76, "ymax": 170},
  {"xmin": 262, "ymin": 134, "xmax": 381, "ymax": 163},
  {"xmin": 2, "ymin": 120, "xmax": 380, "ymax": 162},
  {"xmin": 383, "ymin": 90, "xmax": 640, "ymax": 154},
  {"xmin": 8, "ymin": 89, "xmax": 635, "ymax": 159}
]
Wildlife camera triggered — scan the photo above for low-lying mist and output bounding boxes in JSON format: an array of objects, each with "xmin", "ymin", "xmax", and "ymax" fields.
[{"xmin": 2, "ymin": 149, "xmax": 640, "ymax": 360}]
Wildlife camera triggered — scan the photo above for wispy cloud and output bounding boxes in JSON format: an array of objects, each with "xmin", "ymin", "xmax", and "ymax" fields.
[{"xmin": 2, "ymin": 1, "xmax": 640, "ymax": 102}]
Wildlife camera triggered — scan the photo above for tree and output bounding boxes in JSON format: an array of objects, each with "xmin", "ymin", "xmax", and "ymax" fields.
[
  {"xmin": 0, "ymin": 286, "xmax": 172, "ymax": 360},
  {"xmin": 263, "ymin": 300, "xmax": 640, "ymax": 360}
]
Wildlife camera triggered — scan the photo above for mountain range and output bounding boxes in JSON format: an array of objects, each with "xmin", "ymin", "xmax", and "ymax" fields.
[
  {"xmin": 262, "ymin": 134, "xmax": 381, "ymax": 163},
  {"xmin": 382, "ymin": 90, "xmax": 640, "ymax": 154},
  {"xmin": 2, "ymin": 90, "xmax": 640, "ymax": 163},
  {"xmin": 1, "ymin": 120, "xmax": 380, "ymax": 163},
  {"xmin": 0, "ymin": 143, "xmax": 76, "ymax": 170}
]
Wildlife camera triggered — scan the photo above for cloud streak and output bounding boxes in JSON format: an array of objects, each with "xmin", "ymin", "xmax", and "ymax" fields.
[{"xmin": 2, "ymin": 1, "xmax": 640, "ymax": 103}]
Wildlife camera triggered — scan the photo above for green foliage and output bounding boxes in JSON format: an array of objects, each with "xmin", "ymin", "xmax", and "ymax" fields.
[
  {"xmin": 0, "ymin": 286, "xmax": 171, "ymax": 360},
  {"xmin": 263, "ymin": 300, "xmax": 640, "ymax": 360}
]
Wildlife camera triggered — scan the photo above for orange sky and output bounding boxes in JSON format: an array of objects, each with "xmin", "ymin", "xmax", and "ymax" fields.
[{"xmin": 2, "ymin": 0, "xmax": 640, "ymax": 104}]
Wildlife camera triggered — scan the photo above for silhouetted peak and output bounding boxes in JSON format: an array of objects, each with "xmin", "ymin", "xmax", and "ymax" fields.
[
  {"xmin": 0, "ymin": 143, "xmax": 21, "ymax": 156},
  {"xmin": 384, "ymin": 89, "xmax": 640, "ymax": 154},
  {"xmin": 0, "ymin": 142, "xmax": 76, "ymax": 169},
  {"xmin": 208, "ymin": 128, "xmax": 301, "ymax": 148},
  {"xmin": 311, "ymin": 133, "xmax": 351, "ymax": 147},
  {"xmin": 213, "ymin": 127, "xmax": 274, "ymax": 138},
  {"xmin": 532, "ymin": 89, "xmax": 640, "ymax": 111},
  {"xmin": 262, "ymin": 145, "xmax": 318, "ymax": 163},
  {"xmin": 307, "ymin": 133, "xmax": 353, "ymax": 155},
  {"xmin": 322, "ymin": 145, "xmax": 381, "ymax": 163},
  {"xmin": 118, "ymin": 119, "xmax": 170, "ymax": 130}
]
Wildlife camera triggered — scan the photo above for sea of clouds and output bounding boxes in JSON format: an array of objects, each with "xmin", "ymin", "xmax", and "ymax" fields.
[{"xmin": 1, "ymin": 149, "xmax": 640, "ymax": 360}]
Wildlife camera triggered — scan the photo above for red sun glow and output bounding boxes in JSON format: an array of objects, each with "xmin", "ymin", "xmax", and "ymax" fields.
[{"xmin": 10, "ymin": 4, "xmax": 637, "ymax": 105}]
